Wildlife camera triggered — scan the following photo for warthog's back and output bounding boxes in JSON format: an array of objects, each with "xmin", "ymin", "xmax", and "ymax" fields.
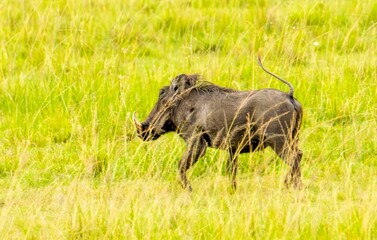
[{"xmin": 186, "ymin": 88, "xmax": 301, "ymax": 150}]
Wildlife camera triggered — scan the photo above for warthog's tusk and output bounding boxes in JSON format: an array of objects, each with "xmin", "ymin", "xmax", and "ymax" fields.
[{"xmin": 132, "ymin": 112, "xmax": 142, "ymax": 132}]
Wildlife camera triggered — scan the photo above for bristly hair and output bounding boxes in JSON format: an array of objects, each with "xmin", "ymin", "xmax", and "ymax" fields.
[
  {"xmin": 187, "ymin": 75, "xmax": 236, "ymax": 94},
  {"xmin": 196, "ymin": 82, "xmax": 236, "ymax": 93}
]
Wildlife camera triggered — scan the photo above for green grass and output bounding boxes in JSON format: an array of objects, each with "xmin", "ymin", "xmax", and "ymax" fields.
[{"xmin": 1, "ymin": 0, "xmax": 377, "ymax": 238}]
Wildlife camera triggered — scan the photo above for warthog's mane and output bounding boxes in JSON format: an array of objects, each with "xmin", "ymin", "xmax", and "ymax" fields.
[
  {"xmin": 180, "ymin": 74, "xmax": 236, "ymax": 94},
  {"xmin": 193, "ymin": 81, "xmax": 236, "ymax": 94}
]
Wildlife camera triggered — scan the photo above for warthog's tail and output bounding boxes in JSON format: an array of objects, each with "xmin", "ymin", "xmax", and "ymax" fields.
[{"xmin": 257, "ymin": 55, "xmax": 294, "ymax": 97}]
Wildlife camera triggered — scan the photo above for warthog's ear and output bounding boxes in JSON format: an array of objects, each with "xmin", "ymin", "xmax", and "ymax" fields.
[{"xmin": 172, "ymin": 74, "xmax": 199, "ymax": 93}]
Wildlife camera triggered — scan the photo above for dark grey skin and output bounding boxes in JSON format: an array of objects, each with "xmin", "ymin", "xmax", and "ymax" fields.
[{"xmin": 133, "ymin": 58, "xmax": 303, "ymax": 191}]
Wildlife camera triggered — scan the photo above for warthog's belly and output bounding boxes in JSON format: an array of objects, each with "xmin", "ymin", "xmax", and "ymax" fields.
[{"xmin": 204, "ymin": 127, "xmax": 265, "ymax": 153}]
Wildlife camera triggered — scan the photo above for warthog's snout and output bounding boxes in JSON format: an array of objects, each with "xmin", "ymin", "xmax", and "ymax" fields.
[{"xmin": 133, "ymin": 112, "xmax": 161, "ymax": 141}]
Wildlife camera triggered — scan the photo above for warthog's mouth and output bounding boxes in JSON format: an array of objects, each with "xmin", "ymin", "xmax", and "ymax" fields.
[{"xmin": 137, "ymin": 128, "xmax": 162, "ymax": 141}]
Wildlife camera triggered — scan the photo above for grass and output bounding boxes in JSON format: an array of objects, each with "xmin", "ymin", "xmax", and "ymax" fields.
[{"xmin": 0, "ymin": 0, "xmax": 377, "ymax": 238}]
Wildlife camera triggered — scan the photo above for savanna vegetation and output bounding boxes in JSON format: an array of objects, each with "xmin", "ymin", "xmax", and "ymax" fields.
[{"xmin": 0, "ymin": 0, "xmax": 376, "ymax": 238}]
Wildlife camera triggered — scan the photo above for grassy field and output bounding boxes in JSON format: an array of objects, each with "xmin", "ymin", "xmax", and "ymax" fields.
[{"xmin": 1, "ymin": 0, "xmax": 377, "ymax": 238}]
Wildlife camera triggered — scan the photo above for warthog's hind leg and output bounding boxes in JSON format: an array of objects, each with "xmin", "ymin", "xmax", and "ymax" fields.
[
  {"xmin": 270, "ymin": 138, "xmax": 302, "ymax": 188},
  {"xmin": 285, "ymin": 149, "xmax": 302, "ymax": 188}
]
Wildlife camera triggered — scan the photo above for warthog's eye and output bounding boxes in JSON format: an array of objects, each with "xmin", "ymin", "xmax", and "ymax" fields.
[
  {"xmin": 173, "ymin": 86, "xmax": 178, "ymax": 91},
  {"xmin": 159, "ymin": 89, "xmax": 165, "ymax": 96}
]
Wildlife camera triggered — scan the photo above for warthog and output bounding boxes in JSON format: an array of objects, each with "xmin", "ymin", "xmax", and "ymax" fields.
[{"xmin": 133, "ymin": 57, "xmax": 303, "ymax": 191}]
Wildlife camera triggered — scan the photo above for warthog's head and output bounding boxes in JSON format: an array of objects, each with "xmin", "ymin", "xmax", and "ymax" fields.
[{"xmin": 133, "ymin": 74, "xmax": 199, "ymax": 141}]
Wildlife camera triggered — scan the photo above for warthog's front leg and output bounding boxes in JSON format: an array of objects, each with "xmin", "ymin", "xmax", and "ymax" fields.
[
  {"xmin": 178, "ymin": 137, "xmax": 207, "ymax": 191},
  {"xmin": 227, "ymin": 150, "xmax": 238, "ymax": 190}
]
